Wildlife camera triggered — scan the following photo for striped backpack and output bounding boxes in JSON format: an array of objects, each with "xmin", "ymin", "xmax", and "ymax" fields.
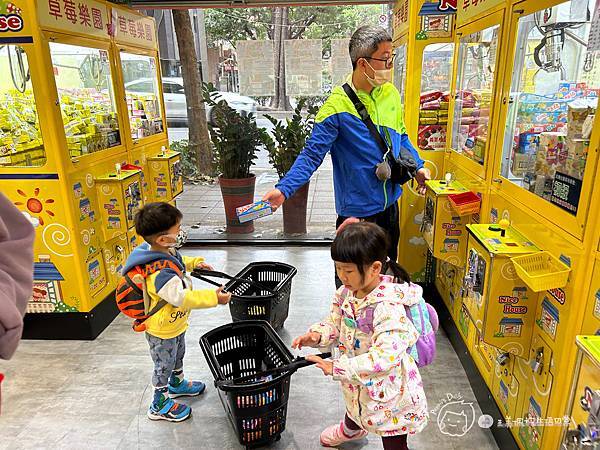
[
  {"xmin": 405, "ymin": 300, "xmax": 439, "ymax": 367},
  {"xmin": 115, "ymin": 259, "xmax": 183, "ymax": 332}
]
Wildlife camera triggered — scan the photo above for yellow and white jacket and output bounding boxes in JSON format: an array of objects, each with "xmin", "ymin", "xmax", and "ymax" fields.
[{"xmin": 122, "ymin": 242, "xmax": 217, "ymax": 339}]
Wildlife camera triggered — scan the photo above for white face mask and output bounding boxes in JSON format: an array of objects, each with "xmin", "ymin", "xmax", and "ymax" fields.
[
  {"xmin": 162, "ymin": 229, "xmax": 188, "ymax": 248},
  {"xmin": 364, "ymin": 60, "xmax": 392, "ymax": 87}
]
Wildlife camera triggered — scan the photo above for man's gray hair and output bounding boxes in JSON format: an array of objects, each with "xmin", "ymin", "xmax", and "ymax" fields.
[{"xmin": 349, "ymin": 26, "xmax": 392, "ymax": 69}]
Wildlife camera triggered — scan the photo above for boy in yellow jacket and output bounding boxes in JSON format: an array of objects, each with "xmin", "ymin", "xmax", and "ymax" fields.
[{"xmin": 123, "ymin": 202, "xmax": 231, "ymax": 422}]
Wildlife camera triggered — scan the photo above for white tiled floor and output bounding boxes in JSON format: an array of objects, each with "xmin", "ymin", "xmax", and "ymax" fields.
[{"xmin": 0, "ymin": 247, "xmax": 498, "ymax": 450}]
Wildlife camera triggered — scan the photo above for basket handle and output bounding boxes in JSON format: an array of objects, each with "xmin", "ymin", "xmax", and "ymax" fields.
[
  {"xmin": 190, "ymin": 269, "xmax": 275, "ymax": 294},
  {"xmin": 215, "ymin": 352, "xmax": 332, "ymax": 388}
]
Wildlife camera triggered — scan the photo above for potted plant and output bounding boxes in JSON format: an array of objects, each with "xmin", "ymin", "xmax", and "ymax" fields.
[
  {"xmin": 203, "ymin": 83, "xmax": 273, "ymax": 234},
  {"xmin": 265, "ymin": 99, "xmax": 318, "ymax": 235}
]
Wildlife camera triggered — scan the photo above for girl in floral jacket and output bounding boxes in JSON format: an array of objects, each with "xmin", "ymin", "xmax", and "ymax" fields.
[{"xmin": 293, "ymin": 222, "xmax": 428, "ymax": 449}]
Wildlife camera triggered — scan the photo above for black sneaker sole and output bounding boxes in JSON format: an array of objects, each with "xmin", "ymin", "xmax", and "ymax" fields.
[{"xmin": 147, "ymin": 409, "xmax": 192, "ymax": 422}]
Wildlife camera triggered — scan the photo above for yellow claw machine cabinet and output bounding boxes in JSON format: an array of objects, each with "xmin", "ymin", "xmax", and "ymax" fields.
[
  {"xmin": 488, "ymin": 0, "xmax": 600, "ymax": 449},
  {"xmin": 393, "ymin": 0, "xmax": 458, "ymax": 283},
  {"xmin": 429, "ymin": 0, "xmax": 516, "ymax": 422},
  {"xmin": 401, "ymin": 0, "xmax": 599, "ymax": 448},
  {"xmin": 0, "ymin": 0, "xmax": 172, "ymax": 339}
]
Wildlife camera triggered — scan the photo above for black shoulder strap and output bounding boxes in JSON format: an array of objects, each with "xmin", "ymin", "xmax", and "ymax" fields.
[{"xmin": 342, "ymin": 83, "xmax": 389, "ymax": 157}]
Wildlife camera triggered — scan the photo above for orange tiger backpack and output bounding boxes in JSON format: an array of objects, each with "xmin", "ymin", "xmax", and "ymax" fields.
[{"xmin": 115, "ymin": 259, "xmax": 183, "ymax": 332}]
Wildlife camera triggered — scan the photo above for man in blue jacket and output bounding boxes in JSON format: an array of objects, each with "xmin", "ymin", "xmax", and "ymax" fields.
[{"xmin": 263, "ymin": 25, "xmax": 429, "ymax": 277}]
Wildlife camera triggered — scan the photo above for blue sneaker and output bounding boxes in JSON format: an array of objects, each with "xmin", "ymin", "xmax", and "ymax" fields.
[
  {"xmin": 147, "ymin": 395, "xmax": 191, "ymax": 422},
  {"xmin": 168, "ymin": 379, "xmax": 206, "ymax": 398}
]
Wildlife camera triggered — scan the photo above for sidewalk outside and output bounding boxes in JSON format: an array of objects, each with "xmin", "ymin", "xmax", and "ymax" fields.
[{"xmin": 170, "ymin": 120, "xmax": 337, "ymax": 241}]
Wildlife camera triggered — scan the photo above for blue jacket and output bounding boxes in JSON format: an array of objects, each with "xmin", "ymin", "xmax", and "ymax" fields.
[{"xmin": 276, "ymin": 81, "xmax": 423, "ymax": 217}]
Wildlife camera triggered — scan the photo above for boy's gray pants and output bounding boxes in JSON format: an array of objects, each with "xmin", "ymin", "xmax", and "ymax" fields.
[{"xmin": 146, "ymin": 332, "xmax": 186, "ymax": 387}]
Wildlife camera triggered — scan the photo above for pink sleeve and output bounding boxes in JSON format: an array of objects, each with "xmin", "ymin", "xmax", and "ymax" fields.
[{"xmin": 0, "ymin": 193, "xmax": 35, "ymax": 359}]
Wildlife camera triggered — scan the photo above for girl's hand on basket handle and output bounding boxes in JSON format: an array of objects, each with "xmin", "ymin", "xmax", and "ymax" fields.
[
  {"xmin": 292, "ymin": 332, "xmax": 321, "ymax": 349},
  {"xmin": 306, "ymin": 355, "xmax": 333, "ymax": 376},
  {"xmin": 216, "ymin": 286, "xmax": 231, "ymax": 305}
]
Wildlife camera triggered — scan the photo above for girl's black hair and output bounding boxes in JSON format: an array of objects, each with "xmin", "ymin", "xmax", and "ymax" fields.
[{"xmin": 331, "ymin": 222, "xmax": 411, "ymax": 283}]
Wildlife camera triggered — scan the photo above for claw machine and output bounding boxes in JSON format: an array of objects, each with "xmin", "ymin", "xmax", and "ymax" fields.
[
  {"xmin": 0, "ymin": 0, "xmax": 171, "ymax": 339},
  {"xmin": 393, "ymin": 0, "xmax": 458, "ymax": 283},
  {"xmin": 489, "ymin": 0, "xmax": 600, "ymax": 448},
  {"xmin": 111, "ymin": 4, "xmax": 182, "ymax": 205}
]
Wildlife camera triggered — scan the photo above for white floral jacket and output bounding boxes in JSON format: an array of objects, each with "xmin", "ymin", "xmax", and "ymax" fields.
[{"xmin": 309, "ymin": 276, "xmax": 429, "ymax": 436}]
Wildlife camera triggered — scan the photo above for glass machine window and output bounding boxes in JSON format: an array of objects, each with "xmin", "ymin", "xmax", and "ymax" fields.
[
  {"xmin": 0, "ymin": 46, "xmax": 46, "ymax": 167},
  {"xmin": 418, "ymin": 43, "xmax": 454, "ymax": 151},
  {"xmin": 451, "ymin": 25, "xmax": 500, "ymax": 164},
  {"xmin": 500, "ymin": 0, "xmax": 598, "ymax": 214},
  {"xmin": 121, "ymin": 52, "xmax": 164, "ymax": 139},
  {"xmin": 394, "ymin": 44, "xmax": 408, "ymax": 106},
  {"xmin": 49, "ymin": 43, "xmax": 121, "ymax": 160}
]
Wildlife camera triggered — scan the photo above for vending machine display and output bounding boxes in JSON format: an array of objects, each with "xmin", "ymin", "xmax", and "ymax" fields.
[{"xmin": 500, "ymin": 0, "xmax": 598, "ymax": 215}]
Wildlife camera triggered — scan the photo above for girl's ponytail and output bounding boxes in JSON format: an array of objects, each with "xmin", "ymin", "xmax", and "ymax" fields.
[{"xmin": 385, "ymin": 259, "xmax": 411, "ymax": 284}]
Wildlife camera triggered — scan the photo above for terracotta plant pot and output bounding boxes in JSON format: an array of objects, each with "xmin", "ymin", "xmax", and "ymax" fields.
[
  {"xmin": 219, "ymin": 174, "xmax": 256, "ymax": 234},
  {"xmin": 282, "ymin": 181, "xmax": 310, "ymax": 235}
]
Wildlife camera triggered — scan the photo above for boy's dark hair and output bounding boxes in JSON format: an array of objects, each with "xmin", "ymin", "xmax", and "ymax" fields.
[
  {"xmin": 331, "ymin": 222, "xmax": 411, "ymax": 283},
  {"xmin": 134, "ymin": 202, "xmax": 183, "ymax": 243}
]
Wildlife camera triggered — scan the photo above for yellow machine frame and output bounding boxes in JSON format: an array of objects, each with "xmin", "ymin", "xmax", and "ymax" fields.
[
  {"xmin": 0, "ymin": 0, "xmax": 182, "ymax": 338},
  {"xmin": 394, "ymin": 0, "xmax": 600, "ymax": 448}
]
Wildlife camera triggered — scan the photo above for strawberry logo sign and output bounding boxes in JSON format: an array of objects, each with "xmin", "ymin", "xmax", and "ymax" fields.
[
  {"xmin": 0, "ymin": 13, "xmax": 22, "ymax": 31},
  {"xmin": 0, "ymin": 1, "xmax": 23, "ymax": 32},
  {"xmin": 438, "ymin": 0, "xmax": 457, "ymax": 11}
]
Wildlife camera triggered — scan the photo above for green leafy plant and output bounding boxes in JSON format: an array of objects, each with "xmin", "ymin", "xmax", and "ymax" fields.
[
  {"xmin": 264, "ymin": 99, "xmax": 318, "ymax": 178},
  {"xmin": 202, "ymin": 83, "xmax": 273, "ymax": 179},
  {"xmin": 170, "ymin": 140, "xmax": 198, "ymax": 181}
]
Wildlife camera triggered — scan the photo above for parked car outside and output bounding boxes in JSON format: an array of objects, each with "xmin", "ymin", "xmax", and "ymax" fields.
[{"xmin": 124, "ymin": 77, "xmax": 258, "ymax": 125}]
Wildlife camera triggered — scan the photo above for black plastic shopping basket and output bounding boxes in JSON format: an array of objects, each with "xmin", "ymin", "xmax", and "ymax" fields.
[
  {"xmin": 192, "ymin": 262, "xmax": 297, "ymax": 329},
  {"xmin": 200, "ymin": 321, "xmax": 330, "ymax": 449}
]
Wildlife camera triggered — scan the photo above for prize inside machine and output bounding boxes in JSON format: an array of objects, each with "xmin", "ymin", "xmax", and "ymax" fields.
[
  {"xmin": 418, "ymin": 43, "xmax": 455, "ymax": 154},
  {"xmin": 120, "ymin": 51, "xmax": 164, "ymax": 142},
  {"xmin": 0, "ymin": 45, "xmax": 45, "ymax": 168},
  {"xmin": 499, "ymin": 0, "xmax": 598, "ymax": 218},
  {"xmin": 562, "ymin": 336, "xmax": 600, "ymax": 449},
  {"xmin": 50, "ymin": 43, "xmax": 121, "ymax": 161},
  {"xmin": 451, "ymin": 24, "xmax": 500, "ymax": 168}
]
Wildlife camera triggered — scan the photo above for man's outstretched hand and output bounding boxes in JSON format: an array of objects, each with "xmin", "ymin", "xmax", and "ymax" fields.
[{"xmin": 262, "ymin": 189, "xmax": 286, "ymax": 211}]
